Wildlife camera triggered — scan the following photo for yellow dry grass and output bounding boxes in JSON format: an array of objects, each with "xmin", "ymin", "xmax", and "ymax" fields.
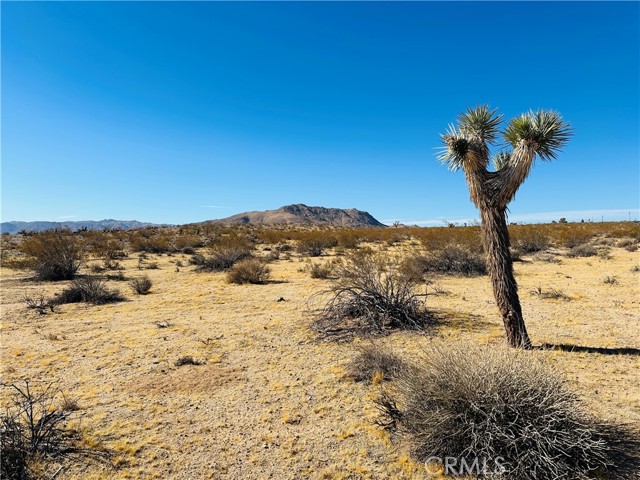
[{"xmin": 1, "ymin": 243, "xmax": 639, "ymax": 479}]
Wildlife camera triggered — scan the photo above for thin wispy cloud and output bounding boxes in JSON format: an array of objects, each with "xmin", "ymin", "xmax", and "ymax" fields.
[
  {"xmin": 201, "ymin": 205, "xmax": 227, "ymax": 209},
  {"xmin": 56, "ymin": 215, "xmax": 77, "ymax": 219}
]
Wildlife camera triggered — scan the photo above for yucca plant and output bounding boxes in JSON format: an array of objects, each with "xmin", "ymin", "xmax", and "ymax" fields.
[{"xmin": 439, "ymin": 106, "xmax": 572, "ymax": 348}]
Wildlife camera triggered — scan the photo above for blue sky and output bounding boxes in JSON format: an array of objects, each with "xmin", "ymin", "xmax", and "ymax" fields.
[{"xmin": 2, "ymin": 1, "xmax": 639, "ymax": 225}]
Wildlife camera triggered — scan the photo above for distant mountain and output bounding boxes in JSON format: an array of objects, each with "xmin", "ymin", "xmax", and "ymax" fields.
[
  {"xmin": 203, "ymin": 204, "xmax": 386, "ymax": 228},
  {"xmin": 0, "ymin": 219, "xmax": 163, "ymax": 234}
]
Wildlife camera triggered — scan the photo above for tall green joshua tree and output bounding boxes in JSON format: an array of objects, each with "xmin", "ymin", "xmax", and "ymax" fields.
[{"xmin": 439, "ymin": 106, "xmax": 571, "ymax": 348}]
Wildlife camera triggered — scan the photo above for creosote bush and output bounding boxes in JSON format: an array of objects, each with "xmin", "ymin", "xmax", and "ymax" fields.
[
  {"xmin": 226, "ymin": 258, "xmax": 271, "ymax": 284},
  {"xmin": 311, "ymin": 252, "xmax": 432, "ymax": 338},
  {"xmin": 129, "ymin": 276, "xmax": 153, "ymax": 295},
  {"xmin": 53, "ymin": 277, "xmax": 125, "ymax": 305},
  {"xmin": 567, "ymin": 244, "xmax": 597, "ymax": 258},
  {"xmin": 375, "ymin": 342, "xmax": 639, "ymax": 479},
  {"xmin": 21, "ymin": 230, "xmax": 85, "ymax": 281}
]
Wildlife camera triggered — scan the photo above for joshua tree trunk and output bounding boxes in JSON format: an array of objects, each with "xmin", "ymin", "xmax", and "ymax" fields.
[{"xmin": 480, "ymin": 206, "xmax": 531, "ymax": 348}]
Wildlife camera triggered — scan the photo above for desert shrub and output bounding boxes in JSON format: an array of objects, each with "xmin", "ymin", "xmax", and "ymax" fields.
[
  {"xmin": 376, "ymin": 342, "xmax": 639, "ymax": 479},
  {"xmin": 195, "ymin": 246, "xmax": 252, "ymax": 272},
  {"xmin": 401, "ymin": 245, "xmax": 486, "ymax": 278},
  {"xmin": 530, "ymin": 286, "xmax": 570, "ymax": 300},
  {"xmin": 556, "ymin": 227, "xmax": 593, "ymax": 248},
  {"xmin": 510, "ymin": 226, "xmax": 550, "ymax": 253},
  {"xmin": 296, "ymin": 232, "xmax": 338, "ymax": 257},
  {"xmin": 175, "ymin": 356, "xmax": 202, "ymax": 366},
  {"xmin": 1, "ymin": 381, "xmax": 106, "ymax": 480},
  {"xmin": 23, "ymin": 295, "xmax": 54, "ymax": 315},
  {"xmin": 20, "ymin": 230, "xmax": 85, "ymax": 281},
  {"xmin": 226, "ymin": 259, "xmax": 270, "ymax": 284},
  {"xmin": 603, "ymin": 275, "xmax": 619, "ymax": 285},
  {"xmin": 567, "ymin": 244, "xmax": 597, "ymax": 258},
  {"xmin": 311, "ymin": 252, "xmax": 431, "ymax": 338},
  {"xmin": 346, "ymin": 343, "xmax": 409, "ymax": 383},
  {"xmin": 129, "ymin": 276, "xmax": 152, "ymax": 295},
  {"xmin": 616, "ymin": 238, "xmax": 637, "ymax": 249},
  {"xmin": 308, "ymin": 259, "xmax": 338, "ymax": 279},
  {"xmin": 53, "ymin": 277, "xmax": 124, "ymax": 305}
]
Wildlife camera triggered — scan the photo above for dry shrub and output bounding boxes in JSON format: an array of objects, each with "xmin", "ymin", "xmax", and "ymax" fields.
[
  {"xmin": 567, "ymin": 244, "xmax": 597, "ymax": 258},
  {"xmin": 296, "ymin": 232, "xmax": 338, "ymax": 257},
  {"xmin": 226, "ymin": 258, "xmax": 270, "ymax": 284},
  {"xmin": 195, "ymin": 246, "xmax": 252, "ymax": 272},
  {"xmin": 1, "ymin": 381, "xmax": 108, "ymax": 480},
  {"xmin": 401, "ymin": 244, "xmax": 486, "ymax": 279},
  {"xmin": 376, "ymin": 342, "xmax": 639, "ymax": 479},
  {"xmin": 510, "ymin": 225, "xmax": 550, "ymax": 253},
  {"xmin": 308, "ymin": 259, "xmax": 338, "ymax": 279},
  {"xmin": 53, "ymin": 277, "xmax": 124, "ymax": 305},
  {"xmin": 21, "ymin": 230, "xmax": 85, "ymax": 281},
  {"xmin": 346, "ymin": 343, "xmax": 409, "ymax": 383},
  {"xmin": 129, "ymin": 276, "xmax": 153, "ymax": 295},
  {"xmin": 311, "ymin": 252, "xmax": 431, "ymax": 338}
]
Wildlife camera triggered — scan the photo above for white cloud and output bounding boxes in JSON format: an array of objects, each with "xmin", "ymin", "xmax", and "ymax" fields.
[
  {"xmin": 201, "ymin": 205, "xmax": 227, "ymax": 209},
  {"xmin": 56, "ymin": 215, "xmax": 77, "ymax": 219}
]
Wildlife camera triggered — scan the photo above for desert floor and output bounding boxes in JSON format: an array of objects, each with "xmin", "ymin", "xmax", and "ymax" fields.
[{"xmin": 1, "ymin": 244, "xmax": 639, "ymax": 479}]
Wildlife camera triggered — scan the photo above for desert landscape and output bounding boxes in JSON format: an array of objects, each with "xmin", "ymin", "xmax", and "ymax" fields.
[{"xmin": 1, "ymin": 219, "xmax": 639, "ymax": 479}]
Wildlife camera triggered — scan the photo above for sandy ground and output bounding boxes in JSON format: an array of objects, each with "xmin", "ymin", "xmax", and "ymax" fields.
[{"xmin": 1, "ymin": 244, "xmax": 639, "ymax": 479}]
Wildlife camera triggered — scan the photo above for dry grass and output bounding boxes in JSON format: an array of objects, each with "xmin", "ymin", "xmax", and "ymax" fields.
[{"xmin": 1, "ymin": 225, "xmax": 639, "ymax": 479}]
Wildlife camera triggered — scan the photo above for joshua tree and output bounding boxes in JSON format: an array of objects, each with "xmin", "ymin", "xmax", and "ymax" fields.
[{"xmin": 438, "ymin": 106, "xmax": 571, "ymax": 348}]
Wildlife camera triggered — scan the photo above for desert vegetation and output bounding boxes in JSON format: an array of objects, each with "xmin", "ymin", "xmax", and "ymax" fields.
[{"xmin": 1, "ymin": 220, "xmax": 639, "ymax": 478}]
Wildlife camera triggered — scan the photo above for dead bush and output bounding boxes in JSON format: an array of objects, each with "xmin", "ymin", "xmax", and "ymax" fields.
[
  {"xmin": 53, "ymin": 277, "xmax": 125, "ymax": 305},
  {"xmin": 226, "ymin": 259, "xmax": 270, "ymax": 284},
  {"xmin": 401, "ymin": 245, "xmax": 486, "ymax": 279},
  {"xmin": 195, "ymin": 246, "xmax": 252, "ymax": 272},
  {"xmin": 311, "ymin": 252, "xmax": 432, "ymax": 338},
  {"xmin": 346, "ymin": 343, "xmax": 410, "ymax": 383},
  {"xmin": 1, "ymin": 381, "xmax": 108, "ymax": 480},
  {"xmin": 21, "ymin": 230, "xmax": 85, "ymax": 281},
  {"xmin": 129, "ymin": 276, "xmax": 152, "ymax": 295},
  {"xmin": 376, "ymin": 342, "xmax": 640, "ymax": 479}
]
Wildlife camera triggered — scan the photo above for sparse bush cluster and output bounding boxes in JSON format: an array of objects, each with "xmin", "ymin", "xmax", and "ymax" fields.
[
  {"xmin": 195, "ymin": 246, "xmax": 252, "ymax": 272},
  {"xmin": 400, "ymin": 244, "xmax": 486, "ymax": 279},
  {"xmin": 346, "ymin": 343, "xmax": 408, "ymax": 383},
  {"xmin": 375, "ymin": 342, "xmax": 640, "ymax": 479}
]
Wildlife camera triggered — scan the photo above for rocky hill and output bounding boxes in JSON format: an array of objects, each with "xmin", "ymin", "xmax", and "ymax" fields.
[{"xmin": 204, "ymin": 204, "xmax": 386, "ymax": 228}]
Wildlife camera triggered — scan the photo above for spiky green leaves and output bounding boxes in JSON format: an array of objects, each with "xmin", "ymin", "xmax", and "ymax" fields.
[
  {"xmin": 439, "ymin": 107, "xmax": 572, "ymax": 173},
  {"xmin": 458, "ymin": 105, "xmax": 503, "ymax": 143},
  {"xmin": 438, "ymin": 124, "xmax": 470, "ymax": 171},
  {"xmin": 504, "ymin": 110, "xmax": 572, "ymax": 161}
]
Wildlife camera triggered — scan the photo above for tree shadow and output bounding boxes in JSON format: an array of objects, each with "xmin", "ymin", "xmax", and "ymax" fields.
[{"xmin": 536, "ymin": 343, "xmax": 640, "ymax": 356}]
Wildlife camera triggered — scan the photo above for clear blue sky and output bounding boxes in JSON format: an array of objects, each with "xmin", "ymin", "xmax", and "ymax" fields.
[{"xmin": 2, "ymin": 1, "xmax": 639, "ymax": 225}]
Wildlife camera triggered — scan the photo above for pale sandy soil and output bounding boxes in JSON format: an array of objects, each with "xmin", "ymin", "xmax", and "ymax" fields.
[{"xmin": 1, "ymin": 245, "xmax": 639, "ymax": 479}]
